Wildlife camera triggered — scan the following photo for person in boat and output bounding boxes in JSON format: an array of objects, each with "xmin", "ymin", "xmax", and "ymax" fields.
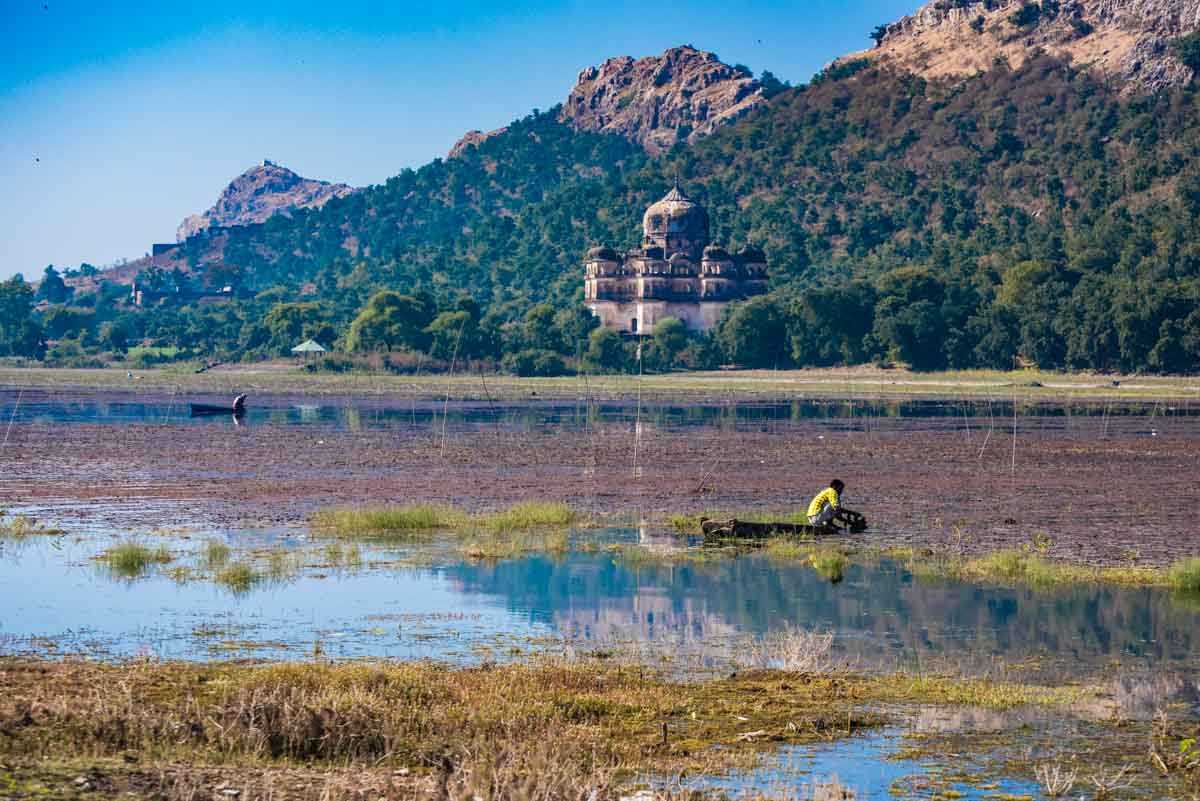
[{"xmin": 807, "ymin": 479, "xmax": 846, "ymax": 529}]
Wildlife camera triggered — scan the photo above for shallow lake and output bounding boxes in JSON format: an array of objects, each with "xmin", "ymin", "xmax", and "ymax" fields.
[{"xmin": 2, "ymin": 525, "xmax": 1197, "ymax": 700}]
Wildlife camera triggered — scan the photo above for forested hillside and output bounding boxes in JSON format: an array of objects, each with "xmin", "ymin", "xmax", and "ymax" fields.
[{"xmin": 7, "ymin": 48, "xmax": 1200, "ymax": 373}]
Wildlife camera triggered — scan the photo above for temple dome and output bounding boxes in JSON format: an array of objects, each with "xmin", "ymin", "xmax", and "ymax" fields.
[
  {"xmin": 643, "ymin": 185, "xmax": 709, "ymax": 239},
  {"xmin": 703, "ymin": 244, "xmax": 731, "ymax": 260},
  {"xmin": 586, "ymin": 245, "xmax": 618, "ymax": 261}
]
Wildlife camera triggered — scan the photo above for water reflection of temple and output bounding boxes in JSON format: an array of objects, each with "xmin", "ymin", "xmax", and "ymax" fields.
[{"xmin": 440, "ymin": 548, "xmax": 1200, "ymax": 678}]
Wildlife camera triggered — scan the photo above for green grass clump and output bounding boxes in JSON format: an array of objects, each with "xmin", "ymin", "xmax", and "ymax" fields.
[
  {"xmin": 215, "ymin": 561, "xmax": 259, "ymax": 594},
  {"xmin": 461, "ymin": 530, "xmax": 569, "ymax": 560},
  {"xmin": 201, "ymin": 539, "xmax": 232, "ymax": 568},
  {"xmin": 0, "ymin": 510, "xmax": 64, "ymax": 541},
  {"xmin": 99, "ymin": 541, "xmax": 172, "ymax": 578},
  {"xmin": 324, "ymin": 542, "xmax": 363, "ymax": 568},
  {"xmin": 763, "ymin": 539, "xmax": 817, "ymax": 560},
  {"xmin": 480, "ymin": 501, "xmax": 577, "ymax": 533},
  {"xmin": 668, "ymin": 514, "xmax": 702, "ymax": 534},
  {"xmin": 1168, "ymin": 557, "xmax": 1200, "ymax": 592},
  {"xmin": 894, "ymin": 547, "xmax": 1169, "ymax": 588},
  {"xmin": 809, "ymin": 549, "xmax": 849, "ymax": 583},
  {"xmin": 311, "ymin": 504, "xmax": 465, "ymax": 537}
]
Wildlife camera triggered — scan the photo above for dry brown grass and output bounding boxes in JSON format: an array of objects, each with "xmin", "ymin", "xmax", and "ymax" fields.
[{"xmin": 0, "ymin": 656, "xmax": 1111, "ymax": 800}]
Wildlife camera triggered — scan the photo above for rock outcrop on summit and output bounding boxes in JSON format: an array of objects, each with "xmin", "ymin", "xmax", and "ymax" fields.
[
  {"xmin": 858, "ymin": 0, "xmax": 1200, "ymax": 93},
  {"xmin": 559, "ymin": 45, "xmax": 767, "ymax": 154},
  {"xmin": 177, "ymin": 161, "xmax": 357, "ymax": 242},
  {"xmin": 447, "ymin": 127, "xmax": 509, "ymax": 159}
]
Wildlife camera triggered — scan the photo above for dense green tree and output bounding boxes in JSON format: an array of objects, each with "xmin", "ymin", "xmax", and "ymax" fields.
[
  {"xmin": 717, "ymin": 296, "xmax": 790, "ymax": 368},
  {"xmin": 262, "ymin": 301, "xmax": 334, "ymax": 355},
  {"xmin": 583, "ymin": 327, "xmax": 628, "ymax": 373},
  {"xmin": 521, "ymin": 304, "xmax": 559, "ymax": 352},
  {"xmin": 344, "ymin": 292, "xmax": 434, "ymax": 353},
  {"xmin": 41, "ymin": 307, "xmax": 96, "ymax": 341},
  {"xmin": 37, "ymin": 265, "xmax": 69, "ymax": 303},
  {"xmin": 790, "ymin": 282, "xmax": 876, "ymax": 366},
  {"xmin": 650, "ymin": 317, "xmax": 688, "ymax": 368},
  {"xmin": 0, "ymin": 276, "xmax": 43, "ymax": 358},
  {"xmin": 553, "ymin": 306, "xmax": 600, "ymax": 356}
]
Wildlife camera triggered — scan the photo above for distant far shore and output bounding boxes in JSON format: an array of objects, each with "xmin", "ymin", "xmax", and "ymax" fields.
[{"xmin": 0, "ymin": 364, "xmax": 1196, "ymax": 403}]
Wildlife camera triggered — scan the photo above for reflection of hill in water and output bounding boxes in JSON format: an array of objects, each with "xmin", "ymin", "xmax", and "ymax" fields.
[{"xmin": 440, "ymin": 552, "xmax": 1200, "ymax": 671}]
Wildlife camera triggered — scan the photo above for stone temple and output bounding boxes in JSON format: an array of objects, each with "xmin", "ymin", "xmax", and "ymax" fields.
[{"xmin": 583, "ymin": 185, "xmax": 767, "ymax": 335}]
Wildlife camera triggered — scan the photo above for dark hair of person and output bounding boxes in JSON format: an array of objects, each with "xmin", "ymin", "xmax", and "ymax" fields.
[{"xmin": 830, "ymin": 479, "xmax": 845, "ymax": 491}]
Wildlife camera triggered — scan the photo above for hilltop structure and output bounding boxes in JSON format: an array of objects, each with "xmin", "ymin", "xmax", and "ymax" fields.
[{"xmin": 583, "ymin": 185, "xmax": 767, "ymax": 335}]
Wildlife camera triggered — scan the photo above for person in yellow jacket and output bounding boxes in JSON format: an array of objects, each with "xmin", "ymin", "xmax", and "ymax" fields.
[{"xmin": 807, "ymin": 479, "xmax": 846, "ymax": 528}]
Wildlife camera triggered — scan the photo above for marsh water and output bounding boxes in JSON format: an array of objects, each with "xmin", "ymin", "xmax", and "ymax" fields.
[
  {"xmin": 5, "ymin": 387, "xmax": 1197, "ymax": 432},
  {"xmin": 3, "ymin": 524, "xmax": 1198, "ymax": 689}
]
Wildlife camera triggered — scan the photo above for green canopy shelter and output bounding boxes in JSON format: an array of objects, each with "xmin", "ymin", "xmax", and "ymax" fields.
[{"xmin": 291, "ymin": 339, "xmax": 327, "ymax": 360}]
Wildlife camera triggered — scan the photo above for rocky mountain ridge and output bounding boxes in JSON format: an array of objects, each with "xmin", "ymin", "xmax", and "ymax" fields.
[
  {"xmin": 448, "ymin": 127, "xmax": 508, "ymax": 158},
  {"xmin": 860, "ymin": 0, "xmax": 1200, "ymax": 92},
  {"xmin": 177, "ymin": 161, "xmax": 357, "ymax": 241},
  {"xmin": 557, "ymin": 45, "xmax": 766, "ymax": 155}
]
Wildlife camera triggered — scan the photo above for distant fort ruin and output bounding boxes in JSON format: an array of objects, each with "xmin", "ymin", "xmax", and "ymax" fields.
[{"xmin": 583, "ymin": 185, "xmax": 767, "ymax": 335}]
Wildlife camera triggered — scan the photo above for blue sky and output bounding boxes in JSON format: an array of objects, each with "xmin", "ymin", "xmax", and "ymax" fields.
[{"xmin": 1, "ymin": 0, "xmax": 920, "ymax": 280}]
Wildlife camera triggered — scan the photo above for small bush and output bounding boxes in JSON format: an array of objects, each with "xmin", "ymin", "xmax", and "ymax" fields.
[
  {"xmin": 1174, "ymin": 31, "xmax": 1200, "ymax": 72},
  {"xmin": 1008, "ymin": 2, "xmax": 1042, "ymax": 28},
  {"xmin": 501, "ymin": 349, "xmax": 569, "ymax": 377}
]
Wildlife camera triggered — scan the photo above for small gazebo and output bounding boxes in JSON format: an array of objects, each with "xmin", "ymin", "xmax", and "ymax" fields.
[{"xmin": 291, "ymin": 339, "xmax": 327, "ymax": 361}]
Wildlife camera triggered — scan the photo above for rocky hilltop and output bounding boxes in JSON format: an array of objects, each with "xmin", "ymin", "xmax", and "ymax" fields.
[
  {"xmin": 177, "ymin": 161, "xmax": 357, "ymax": 241},
  {"xmin": 448, "ymin": 127, "xmax": 508, "ymax": 158},
  {"xmin": 558, "ymin": 45, "xmax": 766, "ymax": 154},
  {"xmin": 859, "ymin": 0, "xmax": 1200, "ymax": 92}
]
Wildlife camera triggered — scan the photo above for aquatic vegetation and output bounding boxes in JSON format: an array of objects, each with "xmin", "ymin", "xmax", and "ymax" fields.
[
  {"xmin": 480, "ymin": 501, "xmax": 577, "ymax": 533},
  {"xmin": 460, "ymin": 529, "xmax": 569, "ymax": 560},
  {"xmin": 808, "ymin": 549, "xmax": 848, "ymax": 583},
  {"xmin": 200, "ymin": 539, "xmax": 231, "ymax": 568},
  {"xmin": 310, "ymin": 504, "xmax": 466, "ymax": 537},
  {"xmin": 214, "ymin": 561, "xmax": 259, "ymax": 593},
  {"xmin": 311, "ymin": 501, "xmax": 579, "ymax": 541},
  {"xmin": 98, "ymin": 541, "xmax": 172, "ymax": 578},
  {"xmin": 1035, "ymin": 761, "xmax": 1078, "ymax": 797},
  {"xmin": 1168, "ymin": 557, "xmax": 1200, "ymax": 592},
  {"xmin": 889, "ymin": 546, "xmax": 1175, "ymax": 588},
  {"xmin": 322, "ymin": 542, "xmax": 363, "ymax": 568},
  {"xmin": 265, "ymin": 549, "xmax": 304, "ymax": 581},
  {"xmin": 736, "ymin": 627, "xmax": 836, "ymax": 673},
  {"xmin": 0, "ymin": 510, "xmax": 63, "ymax": 541},
  {"xmin": 668, "ymin": 513, "xmax": 701, "ymax": 533},
  {"xmin": 1088, "ymin": 765, "xmax": 1134, "ymax": 798}
]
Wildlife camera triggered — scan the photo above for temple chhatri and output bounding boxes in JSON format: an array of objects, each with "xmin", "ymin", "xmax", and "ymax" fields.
[{"xmin": 583, "ymin": 185, "xmax": 767, "ymax": 335}]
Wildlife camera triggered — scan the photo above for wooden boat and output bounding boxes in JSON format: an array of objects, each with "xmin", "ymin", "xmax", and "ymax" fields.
[
  {"xmin": 189, "ymin": 394, "xmax": 246, "ymax": 417},
  {"xmin": 701, "ymin": 510, "xmax": 867, "ymax": 542}
]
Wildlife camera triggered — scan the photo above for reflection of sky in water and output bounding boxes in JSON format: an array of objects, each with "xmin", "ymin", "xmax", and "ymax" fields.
[
  {"xmin": 2, "ymin": 390, "xmax": 1190, "ymax": 437},
  {"xmin": 692, "ymin": 729, "xmax": 1043, "ymax": 801},
  {"xmin": 2, "ymin": 527, "xmax": 1199, "ymax": 684}
]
